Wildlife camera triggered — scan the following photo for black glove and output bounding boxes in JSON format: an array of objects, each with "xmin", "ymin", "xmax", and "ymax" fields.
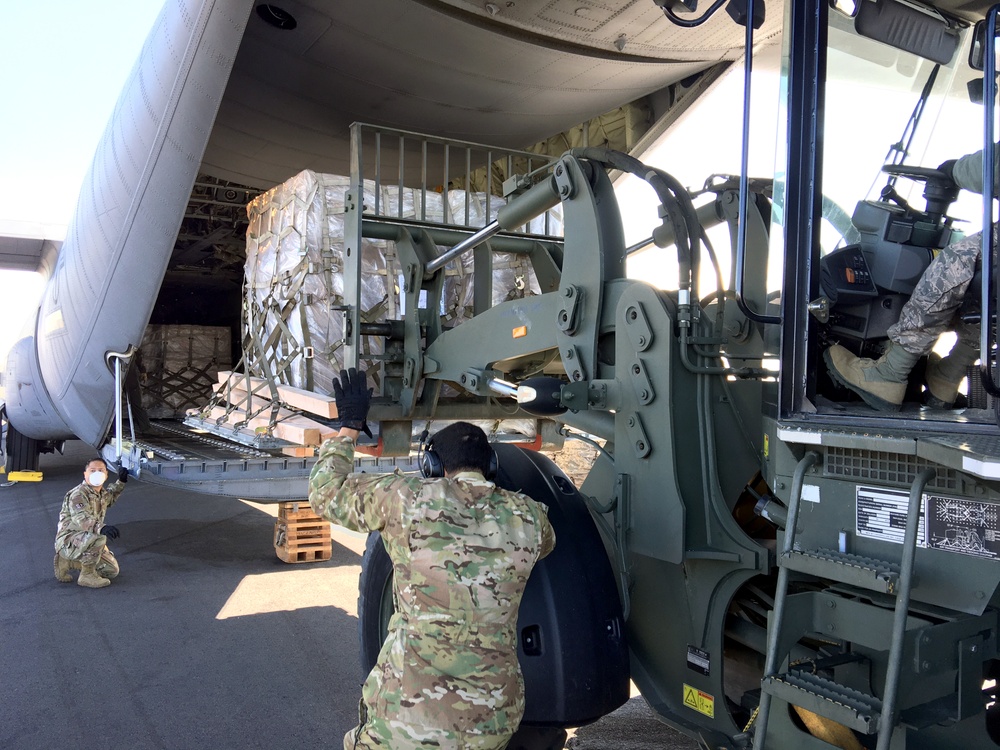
[
  {"xmin": 333, "ymin": 367, "xmax": 373, "ymax": 438},
  {"xmin": 937, "ymin": 159, "xmax": 957, "ymax": 179},
  {"xmin": 101, "ymin": 525, "xmax": 120, "ymax": 541},
  {"xmin": 118, "ymin": 465, "xmax": 128, "ymax": 484}
]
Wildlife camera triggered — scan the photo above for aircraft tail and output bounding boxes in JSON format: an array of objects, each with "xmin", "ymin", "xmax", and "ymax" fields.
[{"xmin": 4, "ymin": 0, "xmax": 254, "ymax": 445}]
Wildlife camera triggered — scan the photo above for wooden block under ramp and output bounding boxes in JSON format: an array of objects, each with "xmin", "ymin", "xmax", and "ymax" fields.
[{"xmin": 274, "ymin": 501, "xmax": 332, "ymax": 563}]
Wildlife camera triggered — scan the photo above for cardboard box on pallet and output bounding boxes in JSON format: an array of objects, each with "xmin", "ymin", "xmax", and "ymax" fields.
[{"xmin": 138, "ymin": 324, "xmax": 232, "ymax": 418}]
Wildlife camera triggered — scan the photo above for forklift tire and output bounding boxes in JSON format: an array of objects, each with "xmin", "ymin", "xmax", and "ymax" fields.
[
  {"xmin": 356, "ymin": 444, "xmax": 627, "ymax": 744},
  {"xmin": 358, "ymin": 531, "xmax": 394, "ymax": 680},
  {"xmin": 506, "ymin": 726, "xmax": 568, "ymax": 750}
]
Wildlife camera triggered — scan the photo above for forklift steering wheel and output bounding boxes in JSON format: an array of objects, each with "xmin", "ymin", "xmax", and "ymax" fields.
[{"xmin": 881, "ymin": 164, "xmax": 954, "ymax": 183}]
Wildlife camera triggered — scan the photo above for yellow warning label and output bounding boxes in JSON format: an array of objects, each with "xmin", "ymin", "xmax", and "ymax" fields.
[
  {"xmin": 683, "ymin": 684, "xmax": 715, "ymax": 718},
  {"xmin": 763, "ymin": 432, "xmax": 769, "ymax": 459}
]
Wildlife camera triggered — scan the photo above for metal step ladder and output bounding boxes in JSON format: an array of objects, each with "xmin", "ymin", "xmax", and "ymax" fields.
[{"xmin": 752, "ymin": 452, "xmax": 935, "ymax": 750}]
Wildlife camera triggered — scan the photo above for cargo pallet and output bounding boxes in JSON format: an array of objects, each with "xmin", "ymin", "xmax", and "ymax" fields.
[{"xmin": 273, "ymin": 501, "xmax": 332, "ymax": 563}]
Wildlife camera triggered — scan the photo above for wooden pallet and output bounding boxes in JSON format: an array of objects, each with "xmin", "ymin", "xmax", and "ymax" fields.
[
  {"xmin": 274, "ymin": 501, "xmax": 332, "ymax": 563},
  {"xmin": 278, "ymin": 500, "xmax": 323, "ymax": 521}
]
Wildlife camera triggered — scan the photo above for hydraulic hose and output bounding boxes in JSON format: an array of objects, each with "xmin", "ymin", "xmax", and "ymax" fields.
[{"xmin": 568, "ymin": 147, "xmax": 703, "ymax": 300}]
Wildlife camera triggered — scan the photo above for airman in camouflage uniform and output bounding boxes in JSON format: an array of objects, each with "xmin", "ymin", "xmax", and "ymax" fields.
[
  {"xmin": 54, "ymin": 458, "xmax": 127, "ymax": 588},
  {"xmin": 825, "ymin": 146, "xmax": 999, "ymax": 410},
  {"xmin": 885, "ymin": 229, "xmax": 991, "ymax": 354},
  {"xmin": 309, "ymin": 369, "xmax": 555, "ymax": 750}
]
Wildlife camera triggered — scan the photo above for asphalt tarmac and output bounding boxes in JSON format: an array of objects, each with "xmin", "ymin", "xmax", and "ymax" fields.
[{"xmin": 0, "ymin": 441, "xmax": 699, "ymax": 750}]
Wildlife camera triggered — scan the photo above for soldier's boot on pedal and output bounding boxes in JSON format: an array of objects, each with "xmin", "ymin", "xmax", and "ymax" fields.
[
  {"xmin": 925, "ymin": 338, "xmax": 979, "ymax": 408},
  {"xmin": 824, "ymin": 341, "xmax": 920, "ymax": 412}
]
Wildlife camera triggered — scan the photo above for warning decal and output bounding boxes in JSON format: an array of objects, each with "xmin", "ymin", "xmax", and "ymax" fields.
[
  {"xmin": 683, "ymin": 684, "xmax": 715, "ymax": 718},
  {"xmin": 925, "ymin": 494, "xmax": 1000, "ymax": 560},
  {"xmin": 857, "ymin": 487, "xmax": 1000, "ymax": 559},
  {"xmin": 687, "ymin": 645, "xmax": 710, "ymax": 676}
]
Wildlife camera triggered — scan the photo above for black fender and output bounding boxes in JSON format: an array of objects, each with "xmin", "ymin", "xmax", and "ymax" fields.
[{"xmin": 357, "ymin": 443, "xmax": 629, "ymax": 727}]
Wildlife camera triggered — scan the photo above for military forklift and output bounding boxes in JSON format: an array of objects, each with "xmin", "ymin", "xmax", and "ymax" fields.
[{"xmin": 331, "ymin": 2, "xmax": 1000, "ymax": 749}]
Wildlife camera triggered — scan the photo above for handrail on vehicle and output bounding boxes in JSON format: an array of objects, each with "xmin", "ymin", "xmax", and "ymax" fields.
[
  {"xmin": 662, "ymin": 0, "xmax": 779, "ymax": 325},
  {"xmin": 979, "ymin": 5, "xmax": 1000, "ymax": 397},
  {"xmin": 734, "ymin": 0, "xmax": 781, "ymax": 325}
]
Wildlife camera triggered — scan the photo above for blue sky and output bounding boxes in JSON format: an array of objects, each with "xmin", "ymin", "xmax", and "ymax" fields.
[
  {"xmin": 0, "ymin": 2, "xmax": 777, "ymax": 366},
  {"xmin": 0, "ymin": 1, "xmax": 163, "ymax": 364},
  {"xmin": 0, "ymin": 1, "xmax": 163, "ymax": 238}
]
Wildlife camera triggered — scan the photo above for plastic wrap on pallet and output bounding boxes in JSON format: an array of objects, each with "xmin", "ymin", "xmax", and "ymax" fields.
[
  {"xmin": 381, "ymin": 184, "xmax": 549, "ymax": 326},
  {"xmin": 242, "ymin": 170, "xmax": 562, "ymax": 438},
  {"xmin": 244, "ymin": 172, "xmax": 390, "ymax": 400},
  {"xmin": 138, "ymin": 324, "xmax": 232, "ymax": 418}
]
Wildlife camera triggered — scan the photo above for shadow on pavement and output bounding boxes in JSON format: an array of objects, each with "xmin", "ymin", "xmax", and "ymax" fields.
[
  {"xmin": 567, "ymin": 697, "xmax": 703, "ymax": 750},
  {"xmin": 0, "ymin": 441, "xmax": 365, "ymax": 749},
  {"xmin": 1, "ymin": 441, "xmax": 701, "ymax": 750}
]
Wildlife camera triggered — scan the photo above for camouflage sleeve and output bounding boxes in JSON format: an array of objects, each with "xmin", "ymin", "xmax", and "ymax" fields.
[
  {"xmin": 953, "ymin": 145, "xmax": 1000, "ymax": 195},
  {"xmin": 537, "ymin": 504, "xmax": 556, "ymax": 560},
  {"xmin": 308, "ymin": 436, "xmax": 409, "ymax": 532},
  {"xmin": 106, "ymin": 480, "xmax": 126, "ymax": 506}
]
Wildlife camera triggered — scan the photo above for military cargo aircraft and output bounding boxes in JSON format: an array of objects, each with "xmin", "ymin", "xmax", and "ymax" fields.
[
  {"xmin": 0, "ymin": 0, "xmax": 777, "ymax": 458},
  {"xmin": 6, "ymin": 2, "xmax": 1000, "ymax": 749}
]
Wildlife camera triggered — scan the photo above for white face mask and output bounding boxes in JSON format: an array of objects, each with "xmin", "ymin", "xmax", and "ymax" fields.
[{"xmin": 87, "ymin": 471, "xmax": 107, "ymax": 487}]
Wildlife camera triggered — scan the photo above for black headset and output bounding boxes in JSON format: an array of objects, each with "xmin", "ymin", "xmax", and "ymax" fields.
[{"xmin": 418, "ymin": 430, "xmax": 498, "ymax": 480}]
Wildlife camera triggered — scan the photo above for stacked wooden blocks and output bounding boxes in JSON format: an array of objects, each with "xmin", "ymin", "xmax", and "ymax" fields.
[
  {"xmin": 201, "ymin": 371, "xmax": 340, "ymax": 456},
  {"xmin": 274, "ymin": 501, "xmax": 332, "ymax": 563}
]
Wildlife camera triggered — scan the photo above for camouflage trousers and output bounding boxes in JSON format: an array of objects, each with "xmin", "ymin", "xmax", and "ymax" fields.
[
  {"xmin": 342, "ymin": 680, "xmax": 518, "ymax": 750},
  {"xmin": 342, "ymin": 715, "xmax": 512, "ymax": 750},
  {"xmin": 343, "ymin": 619, "xmax": 521, "ymax": 750},
  {"xmin": 888, "ymin": 225, "xmax": 1000, "ymax": 354},
  {"xmin": 55, "ymin": 532, "xmax": 120, "ymax": 577}
]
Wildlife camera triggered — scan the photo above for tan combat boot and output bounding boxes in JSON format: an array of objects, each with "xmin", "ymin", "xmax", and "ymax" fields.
[
  {"xmin": 78, "ymin": 562, "xmax": 111, "ymax": 589},
  {"xmin": 54, "ymin": 552, "xmax": 76, "ymax": 583},
  {"xmin": 824, "ymin": 342, "xmax": 920, "ymax": 412},
  {"xmin": 925, "ymin": 338, "xmax": 978, "ymax": 408}
]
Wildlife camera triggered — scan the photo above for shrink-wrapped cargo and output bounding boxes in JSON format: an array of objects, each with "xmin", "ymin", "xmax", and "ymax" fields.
[{"xmin": 239, "ymin": 170, "xmax": 560, "ymax": 439}]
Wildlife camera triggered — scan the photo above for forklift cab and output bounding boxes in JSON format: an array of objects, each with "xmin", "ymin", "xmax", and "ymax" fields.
[{"xmin": 772, "ymin": 3, "xmax": 1000, "ymax": 431}]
